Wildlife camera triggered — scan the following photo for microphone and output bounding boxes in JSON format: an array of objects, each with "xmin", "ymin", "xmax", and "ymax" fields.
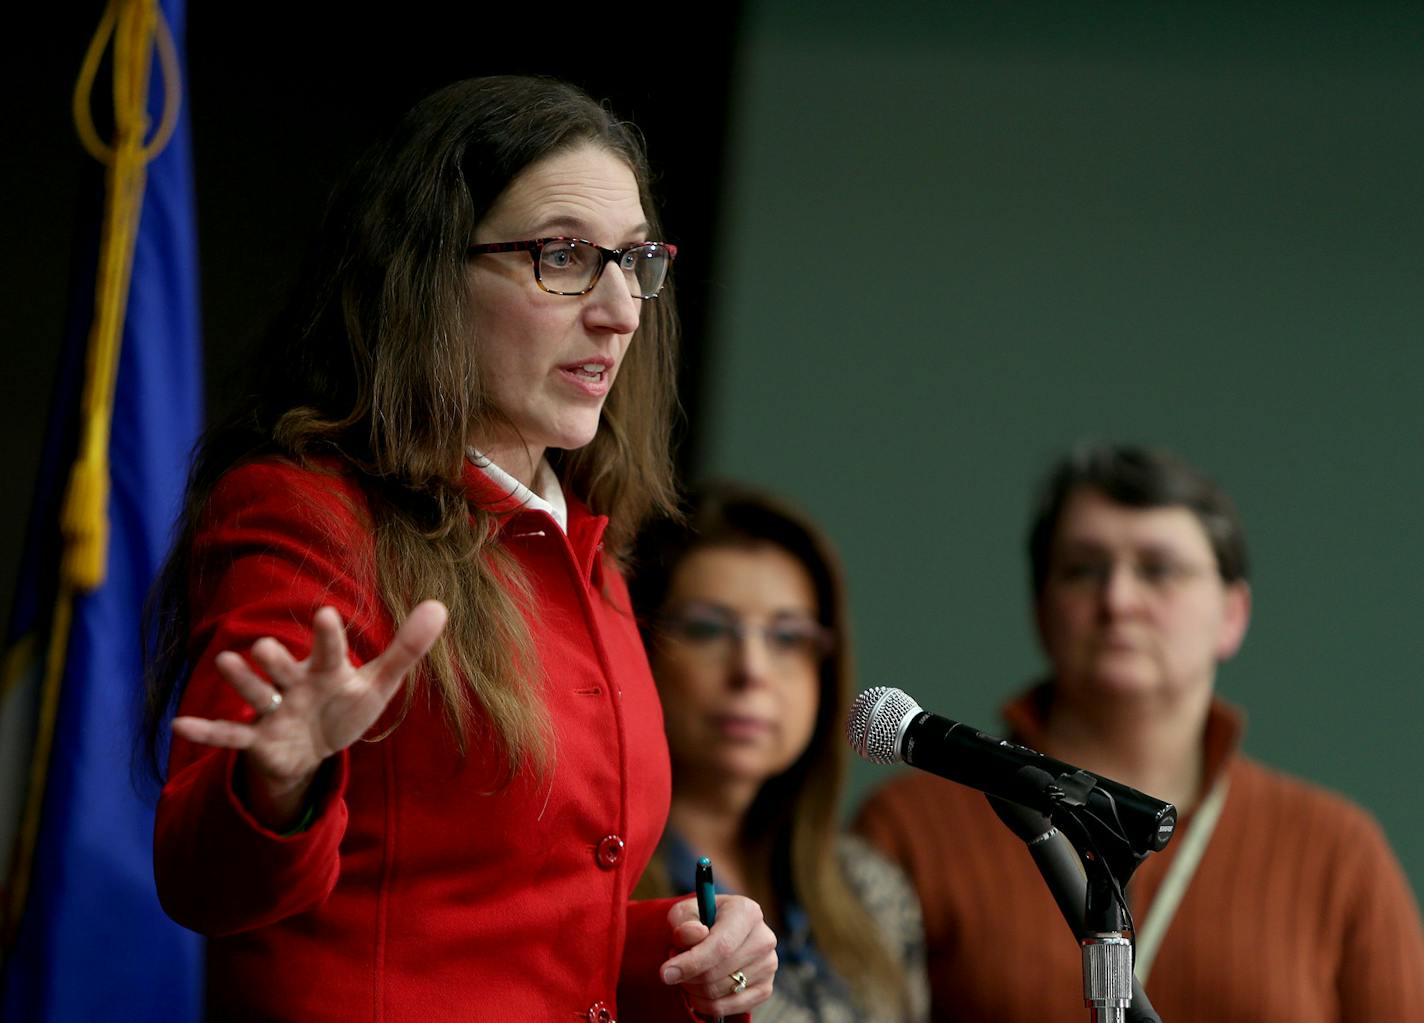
[{"xmin": 847, "ymin": 687, "xmax": 1177, "ymax": 858}]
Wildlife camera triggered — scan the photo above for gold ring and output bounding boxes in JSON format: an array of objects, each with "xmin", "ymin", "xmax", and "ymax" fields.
[
  {"xmin": 729, "ymin": 970, "xmax": 747, "ymax": 995},
  {"xmin": 258, "ymin": 690, "xmax": 283, "ymax": 717}
]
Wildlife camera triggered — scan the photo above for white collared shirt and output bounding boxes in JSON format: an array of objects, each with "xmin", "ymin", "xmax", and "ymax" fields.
[{"xmin": 465, "ymin": 448, "xmax": 568, "ymax": 533}]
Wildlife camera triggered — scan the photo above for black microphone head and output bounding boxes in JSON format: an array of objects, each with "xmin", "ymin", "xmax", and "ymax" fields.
[{"xmin": 846, "ymin": 687, "xmax": 922, "ymax": 765}]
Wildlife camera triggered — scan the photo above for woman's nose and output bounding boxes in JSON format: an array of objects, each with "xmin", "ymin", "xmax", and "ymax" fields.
[
  {"xmin": 730, "ymin": 630, "xmax": 773, "ymax": 687},
  {"xmin": 1102, "ymin": 563, "xmax": 1145, "ymax": 614},
  {"xmin": 583, "ymin": 264, "xmax": 642, "ymax": 335}
]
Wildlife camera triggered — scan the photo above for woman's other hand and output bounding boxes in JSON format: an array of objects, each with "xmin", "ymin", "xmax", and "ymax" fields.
[
  {"xmin": 660, "ymin": 893, "xmax": 778, "ymax": 1016},
  {"xmin": 171, "ymin": 599, "xmax": 448, "ymax": 828}
]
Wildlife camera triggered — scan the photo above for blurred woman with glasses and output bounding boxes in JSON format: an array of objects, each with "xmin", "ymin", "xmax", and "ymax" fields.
[
  {"xmin": 143, "ymin": 77, "xmax": 774, "ymax": 1022},
  {"xmin": 631, "ymin": 482, "xmax": 929, "ymax": 1023}
]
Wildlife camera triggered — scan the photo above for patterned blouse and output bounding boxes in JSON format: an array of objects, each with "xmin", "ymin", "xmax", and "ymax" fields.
[{"xmin": 660, "ymin": 832, "xmax": 930, "ymax": 1023}]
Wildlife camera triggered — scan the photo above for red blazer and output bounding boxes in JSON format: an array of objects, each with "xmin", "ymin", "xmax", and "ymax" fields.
[{"xmin": 155, "ymin": 458, "xmax": 686, "ymax": 1021}]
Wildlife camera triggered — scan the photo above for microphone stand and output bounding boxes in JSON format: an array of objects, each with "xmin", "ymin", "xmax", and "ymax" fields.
[
  {"xmin": 988, "ymin": 771, "xmax": 1169, "ymax": 1023},
  {"xmin": 1058, "ymin": 806, "xmax": 1139, "ymax": 1023}
]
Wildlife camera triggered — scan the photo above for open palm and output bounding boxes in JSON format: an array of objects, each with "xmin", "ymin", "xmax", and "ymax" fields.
[{"xmin": 172, "ymin": 600, "xmax": 448, "ymax": 822}]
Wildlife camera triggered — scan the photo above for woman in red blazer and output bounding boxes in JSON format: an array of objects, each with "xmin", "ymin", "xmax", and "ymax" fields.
[{"xmin": 143, "ymin": 76, "xmax": 775, "ymax": 1022}]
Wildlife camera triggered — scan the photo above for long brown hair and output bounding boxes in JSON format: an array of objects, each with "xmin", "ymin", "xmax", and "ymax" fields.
[
  {"xmin": 628, "ymin": 482, "xmax": 908, "ymax": 1014},
  {"xmin": 143, "ymin": 76, "xmax": 680, "ymax": 781}
]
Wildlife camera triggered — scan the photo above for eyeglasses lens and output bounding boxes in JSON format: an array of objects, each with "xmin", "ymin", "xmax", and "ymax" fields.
[
  {"xmin": 622, "ymin": 245, "xmax": 670, "ymax": 299},
  {"xmin": 537, "ymin": 240, "xmax": 669, "ymax": 298},
  {"xmin": 662, "ymin": 612, "xmax": 829, "ymax": 664}
]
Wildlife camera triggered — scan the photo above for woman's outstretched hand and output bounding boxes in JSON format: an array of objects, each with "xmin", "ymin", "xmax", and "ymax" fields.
[
  {"xmin": 171, "ymin": 600, "xmax": 448, "ymax": 828},
  {"xmin": 660, "ymin": 893, "xmax": 778, "ymax": 1017}
]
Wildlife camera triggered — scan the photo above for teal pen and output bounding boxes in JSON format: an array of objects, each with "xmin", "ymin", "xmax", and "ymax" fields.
[
  {"xmin": 695, "ymin": 856, "xmax": 717, "ymax": 928},
  {"xmin": 694, "ymin": 857, "xmax": 724, "ymax": 1023}
]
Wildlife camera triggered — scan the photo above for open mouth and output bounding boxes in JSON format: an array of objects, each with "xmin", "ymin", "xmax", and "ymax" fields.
[{"xmin": 558, "ymin": 359, "xmax": 614, "ymax": 395}]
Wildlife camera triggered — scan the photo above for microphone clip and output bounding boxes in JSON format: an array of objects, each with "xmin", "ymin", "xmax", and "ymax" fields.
[{"xmin": 1047, "ymin": 769, "xmax": 1098, "ymax": 808}]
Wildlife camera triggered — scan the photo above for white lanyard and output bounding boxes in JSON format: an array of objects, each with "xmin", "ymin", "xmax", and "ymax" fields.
[{"xmin": 1132, "ymin": 773, "xmax": 1231, "ymax": 984}]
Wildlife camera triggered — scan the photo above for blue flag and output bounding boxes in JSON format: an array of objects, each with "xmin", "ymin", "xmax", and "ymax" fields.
[{"xmin": 1, "ymin": 1, "xmax": 205, "ymax": 1018}]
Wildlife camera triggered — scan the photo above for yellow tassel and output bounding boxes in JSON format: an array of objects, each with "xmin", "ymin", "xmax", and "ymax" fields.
[
  {"xmin": 57, "ymin": 0, "xmax": 179, "ymax": 594},
  {"xmin": 60, "ymin": 457, "xmax": 111, "ymax": 590}
]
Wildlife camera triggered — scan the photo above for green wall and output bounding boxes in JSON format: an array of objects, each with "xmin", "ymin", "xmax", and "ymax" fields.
[{"xmin": 697, "ymin": 3, "xmax": 1424, "ymax": 894}]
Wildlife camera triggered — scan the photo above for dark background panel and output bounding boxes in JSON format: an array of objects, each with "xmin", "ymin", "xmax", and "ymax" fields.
[{"xmin": 700, "ymin": 0, "xmax": 1424, "ymax": 892}]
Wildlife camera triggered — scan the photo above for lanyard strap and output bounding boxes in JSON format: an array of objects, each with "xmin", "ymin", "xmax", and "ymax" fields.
[{"xmin": 1132, "ymin": 773, "xmax": 1230, "ymax": 984}]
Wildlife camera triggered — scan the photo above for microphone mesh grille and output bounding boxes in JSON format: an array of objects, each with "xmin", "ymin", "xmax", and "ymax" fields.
[{"xmin": 846, "ymin": 686, "xmax": 922, "ymax": 765}]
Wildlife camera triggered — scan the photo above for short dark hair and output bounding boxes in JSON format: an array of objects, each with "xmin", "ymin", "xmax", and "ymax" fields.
[{"xmin": 1027, "ymin": 443, "xmax": 1249, "ymax": 593}]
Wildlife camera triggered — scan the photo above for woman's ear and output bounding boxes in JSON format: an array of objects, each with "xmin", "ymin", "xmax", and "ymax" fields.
[{"xmin": 1215, "ymin": 581, "xmax": 1252, "ymax": 661}]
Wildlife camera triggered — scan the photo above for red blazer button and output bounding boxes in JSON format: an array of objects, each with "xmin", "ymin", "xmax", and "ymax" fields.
[
  {"xmin": 595, "ymin": 834, "xmax": 625, "ymax": 869},
  {"xmin": 586, "ymin": 1000, "xmax": 614, "ymax": 1022}
]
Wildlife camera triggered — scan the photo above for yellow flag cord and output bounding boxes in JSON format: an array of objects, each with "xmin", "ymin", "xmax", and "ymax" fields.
[{"xmin": 2, "ymin": 0, "xmax": 181, "ymax": 947}]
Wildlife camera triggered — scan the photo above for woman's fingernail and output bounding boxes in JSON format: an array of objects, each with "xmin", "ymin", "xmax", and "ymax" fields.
[{"xmin": 662, "ymin": 966, "xmax": 682, "ymax": 985}]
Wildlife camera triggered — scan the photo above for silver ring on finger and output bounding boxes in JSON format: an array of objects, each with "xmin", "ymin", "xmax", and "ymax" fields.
[
  {"xmin": 257, "ymin": 689, "xmax": 283, "ymax": 718},
  {"xmin": 729, "ymin": 970, "xmax": 748, "ymax": 995}
]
